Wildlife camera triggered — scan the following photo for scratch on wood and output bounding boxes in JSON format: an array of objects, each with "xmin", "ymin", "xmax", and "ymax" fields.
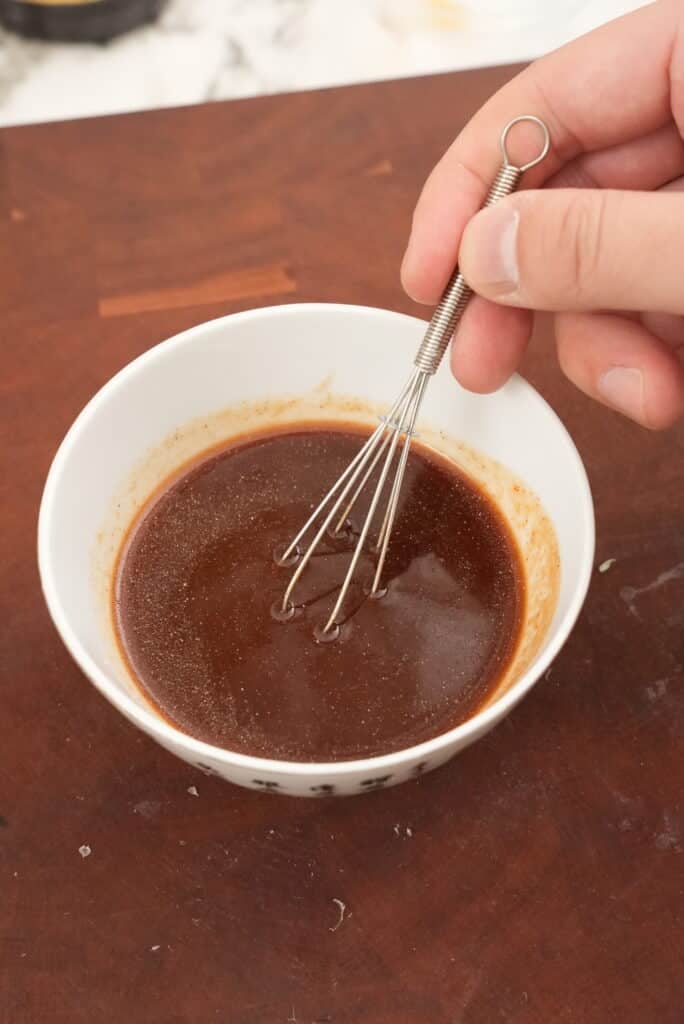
[
  {"xmin": 623, "ymin": 563, "xmax": 684, "ymax": 597},
  {"xmin": 620, "ymin": 562, "xmax": 684, "ymax": 618},
  {"xmin": 99, "ymin": 264, "xmax": 297, "ymax": 318},
  {"xmin": 654, "ymin": 810, "xmax": 682, "ymax": 852},
  {"xmin": 365, "ymin": 158, "xmax": 393, "ymax": 176},
  {"xmin": 330, "ymin": 898, "xmax": 347, "ymax": 932},
  {"xmin": 645, "ymin": 678, "xmax": 670, "ymax": 702}
]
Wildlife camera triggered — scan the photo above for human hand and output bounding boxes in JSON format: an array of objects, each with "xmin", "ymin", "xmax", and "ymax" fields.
[{"xmin": 401, "ymin": 0, "xmax": 684, "ymax": 429}]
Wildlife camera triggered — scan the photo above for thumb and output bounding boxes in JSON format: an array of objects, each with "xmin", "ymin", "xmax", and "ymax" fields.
[{"xmin": 458, "ymin": 188, "xmax": 684, "ymax": 315}]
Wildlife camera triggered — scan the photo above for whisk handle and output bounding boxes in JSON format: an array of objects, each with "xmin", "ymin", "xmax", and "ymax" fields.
[{"xmin": 413, "ymin": 115, "xmax": 550, "ymax": 376}]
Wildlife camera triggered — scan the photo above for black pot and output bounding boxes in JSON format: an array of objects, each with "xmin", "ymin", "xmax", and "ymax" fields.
[{"xmin": 0, "ymin": 0, "xmax": 166, "ymax": 43}]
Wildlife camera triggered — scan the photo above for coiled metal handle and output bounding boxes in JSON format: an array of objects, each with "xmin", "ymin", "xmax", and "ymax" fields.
[{"xmin": 413, "ymin": 115, "xmax": 551, "ymax": 375}]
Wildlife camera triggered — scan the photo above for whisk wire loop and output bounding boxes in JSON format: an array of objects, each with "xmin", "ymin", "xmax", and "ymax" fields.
[
  {"xmin": 278, "ymin": 369, "xmax": 419, "ymax": 616},
  {"xmin": 320, "ymin": 368, "xmax": 426, "ymax": 635},
  {"xmin": 371, "ymin": 370, "xmax": 429, "ymax": 596}
]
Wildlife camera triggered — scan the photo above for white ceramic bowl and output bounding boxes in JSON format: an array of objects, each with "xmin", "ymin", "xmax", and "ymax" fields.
[{"xmin": 38, "ymin": 303, "xmax": 594, "ymax": 797}]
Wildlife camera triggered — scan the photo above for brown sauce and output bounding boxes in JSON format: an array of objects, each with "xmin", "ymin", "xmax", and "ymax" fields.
[{"xmin": 114, "ymin": 426, "xmax": 524, "ymax": 761}]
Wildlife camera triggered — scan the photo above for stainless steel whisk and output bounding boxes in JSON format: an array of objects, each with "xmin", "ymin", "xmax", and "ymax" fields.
[{"xmin": 275, "ymin": 115, "xmax": 551, "ymax": 640}]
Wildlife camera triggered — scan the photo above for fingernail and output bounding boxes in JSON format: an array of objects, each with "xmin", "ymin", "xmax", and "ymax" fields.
[
  {"xmin": 461, "ymin": 204, "xmax": 520, "ymax": 294},
  {"xmin": 598, "ymin": 367, "xmax": 645, "ymax": 421}
]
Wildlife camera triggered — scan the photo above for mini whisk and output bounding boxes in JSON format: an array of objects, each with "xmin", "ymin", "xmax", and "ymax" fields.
[{"xmin": 275, "ymin": 115, "xmax": 551, "ymax": 640}]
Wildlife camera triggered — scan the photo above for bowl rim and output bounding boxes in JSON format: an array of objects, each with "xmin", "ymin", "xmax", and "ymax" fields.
[{"xmin": 38, "ymin": 301, "xmax": 595, "ymax": 778}]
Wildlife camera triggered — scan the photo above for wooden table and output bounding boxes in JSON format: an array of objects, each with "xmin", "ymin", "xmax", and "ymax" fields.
[{"xmin": 2, "ymin": 66, "xmax": 683, "ymax": 1024}]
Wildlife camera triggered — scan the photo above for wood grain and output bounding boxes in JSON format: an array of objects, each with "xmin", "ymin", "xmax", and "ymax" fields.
[
  {"xmin": 99, "ymin": 263, "xmax": 296, "ymax": 317},
  {"xmin": 1, "ymin": 67, "xmax": 683, "ymax": 1024}
]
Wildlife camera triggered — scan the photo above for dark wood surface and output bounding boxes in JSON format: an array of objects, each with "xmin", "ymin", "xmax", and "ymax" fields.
[{"xmin": 2, "ymin": 66, "xmax": 683, "ymax": 1024}]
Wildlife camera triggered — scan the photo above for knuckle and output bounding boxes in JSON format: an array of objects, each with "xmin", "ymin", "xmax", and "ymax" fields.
[{"xmin": 556, "ymin": 192, "xmax": 608, "ymax": 304}]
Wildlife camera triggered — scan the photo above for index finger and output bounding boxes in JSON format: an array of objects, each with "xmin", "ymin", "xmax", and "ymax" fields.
[{"xmin": 402, "ymin": 0, "xmax": 681, "ymax": 303}]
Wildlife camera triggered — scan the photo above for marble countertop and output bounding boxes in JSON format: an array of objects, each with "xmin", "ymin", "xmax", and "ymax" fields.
[{"xmin": 0, "ymin": 0, "xmax": 647, "ymax": 128}]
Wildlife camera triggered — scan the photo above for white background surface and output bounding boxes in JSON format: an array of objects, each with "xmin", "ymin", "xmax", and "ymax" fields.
[{"xmin": 0, "ymin": 0, "xmax": 648, "ymax": 128}]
